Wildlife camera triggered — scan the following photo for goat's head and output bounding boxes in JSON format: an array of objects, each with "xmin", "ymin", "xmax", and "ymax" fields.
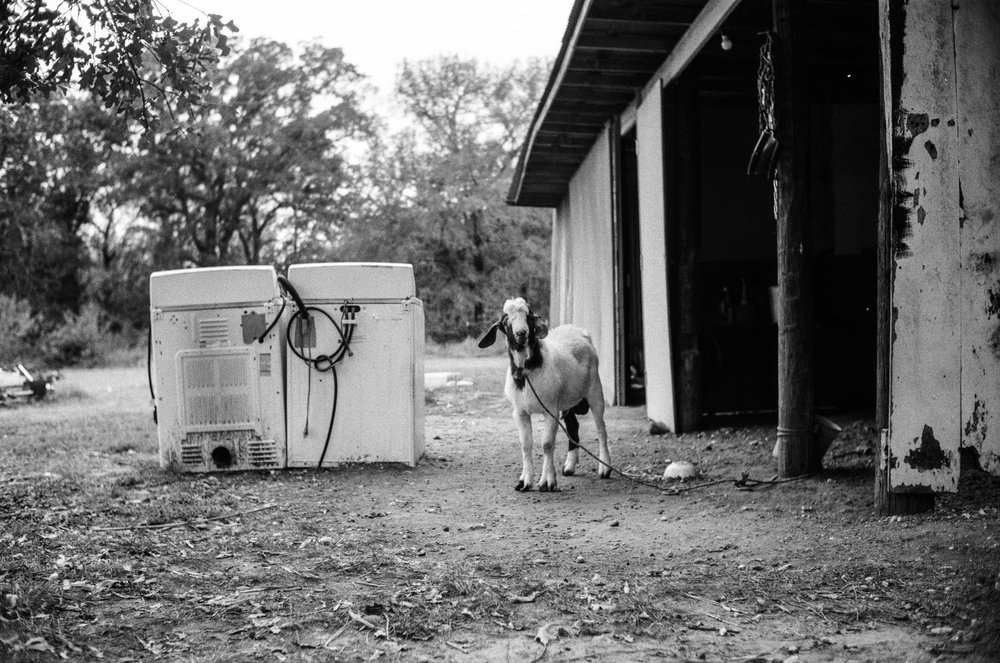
[{"xmin": 478, "ymin": 298, "xmax": 548, "ymax": 383}]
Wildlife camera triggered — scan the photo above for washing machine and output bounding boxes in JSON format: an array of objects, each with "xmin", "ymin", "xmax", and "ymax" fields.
[
  {"xmin": 149, "ymin": 266, "xmax": 287, "ymax": 472},
  {"xmin": 284, "ymin": 263, "xmax": 424, "ymax": 467}
]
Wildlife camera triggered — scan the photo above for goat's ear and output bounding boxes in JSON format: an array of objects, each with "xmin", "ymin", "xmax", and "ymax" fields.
[
  {"xmin": 533, "ymin": 316, "xmax": 549, "ymax": 340},
  {"xmin": 477, "ymin": 319, "xmax": 503, "ymax": 348}
]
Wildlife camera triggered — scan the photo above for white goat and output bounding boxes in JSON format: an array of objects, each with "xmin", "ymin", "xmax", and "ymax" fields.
[{"xmin": 478, "ymin": 297, "xmax": 611, "ymax": 492}]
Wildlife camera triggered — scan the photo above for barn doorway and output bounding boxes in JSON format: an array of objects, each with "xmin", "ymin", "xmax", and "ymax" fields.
[
  {"xmin": 618, "ymin": 128, "xmax": 645, "ymax": 407},
  {"xmin": 681, "ymin": 0, "xmax": 881, "ymax": 422}
]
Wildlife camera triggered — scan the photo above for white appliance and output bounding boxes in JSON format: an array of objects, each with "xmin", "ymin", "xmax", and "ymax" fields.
[
  {"xmin": 284, "ymin": 263, "xmax": 424, "ymax": 467},
  {"xmin": 149, "ymin": 266, "xmax": 287, "ymax": 472}
]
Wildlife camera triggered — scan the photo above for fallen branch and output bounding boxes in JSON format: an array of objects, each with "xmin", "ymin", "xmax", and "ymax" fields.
[
  {"xmin": 684, "ymin": 592, "xmax": 747, "ymax": 616},
  {"xmin": 446, "ymin": 641, "xmax": 471, "ymax": 654},
  {"xmin": 348, "ymin": 609, "xmax": 379, "ymax": 631},
  {"xmin": 91, "ymin": 504, "xmax": 278, "ymax": 532}
]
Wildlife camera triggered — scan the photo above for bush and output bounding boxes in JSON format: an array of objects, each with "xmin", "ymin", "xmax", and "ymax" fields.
[
  {"xmin": 0, "ymin": 295, "xmax": 43, "ymax": 366},
  {"xmin": 44, "ymin": 304, "xmax": 112, "ymax": 367}
]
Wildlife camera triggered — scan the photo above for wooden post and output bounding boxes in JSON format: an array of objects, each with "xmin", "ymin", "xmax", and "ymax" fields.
[
  {"xmin": 675, "ymin": 79, "xmax": 702, "ymax": 432},
  {"xmin": 875, "ymin": 0, "xmax": 935, "ymax": 515},
  {"xmin": 772, "ymin": 0, "xmax": 817, "ymax": 476}
]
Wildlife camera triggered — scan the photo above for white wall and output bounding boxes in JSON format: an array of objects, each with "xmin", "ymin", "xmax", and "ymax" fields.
[
  {"xmin": 636, "ymin": 86, "xmax": 677, "ymax": 431},
  {"xmin": 549, "ymin": 128, "xmax": 617, "ymax": 405}
]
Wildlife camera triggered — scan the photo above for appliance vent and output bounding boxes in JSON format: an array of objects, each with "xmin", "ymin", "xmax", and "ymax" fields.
[
  {"xmin": 197, "ymin": 318, "xmax": 230, "ymax": 347},
  {"xmin": 178, "ymin": 349, "xmax": 260, "ymax": 432},
  {"xmin": 247, "ymin": 438, "xmax": 280, "ymax": 467},
  {"xmin": 180, "ymin": 441, "xmax": 203, "ymax": 466}
]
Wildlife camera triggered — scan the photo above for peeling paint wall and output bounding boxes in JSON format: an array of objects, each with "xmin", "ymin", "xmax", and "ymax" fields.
[
  {"xmin": 957, "ymin": 2, "xmax": 1000, "ymax": 475},
  {"xmin": 887, "ymin": 0, "xmax": 1000, "ymax": 491},
  {"xmin": 885, "ymin": 0, "xmax": 961, "ymax": 493}
]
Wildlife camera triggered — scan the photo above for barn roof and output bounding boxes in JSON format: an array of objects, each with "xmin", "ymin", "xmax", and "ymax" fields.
[{"xmin": 507, "ymin": 0, "xmax": 876, "ymax": 208}]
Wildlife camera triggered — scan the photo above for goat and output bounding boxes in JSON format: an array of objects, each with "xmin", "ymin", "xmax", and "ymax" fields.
[{"xmin": 478, "ymin": 297, "xmax": 611, "ymax": 492}]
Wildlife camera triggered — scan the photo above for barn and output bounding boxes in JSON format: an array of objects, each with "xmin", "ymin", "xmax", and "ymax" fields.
[{"xmin": 506, "ymin": 0, "xmax": 1000, "ymax": 513}]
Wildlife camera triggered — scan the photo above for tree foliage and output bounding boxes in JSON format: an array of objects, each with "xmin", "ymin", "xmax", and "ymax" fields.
[
  {"xmin": 0, "ymin": 0, "xmax": 236, "ymax": 127},
  {"xmin": 0, "ymin": 97, "xmax": 129, "ymax": 319},
  {"xmin": 335, "ymin": 56, "xmax": 551, "ymax": 339},
  {"xmin": 1, "ymin": 34, "xmax": 554, "ymax": 356},
  {"xmin": 126, "ymin": 38, "xmax": 373, "ymax": 268}
]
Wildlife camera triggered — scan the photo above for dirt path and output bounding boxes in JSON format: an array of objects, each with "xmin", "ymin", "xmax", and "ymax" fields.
[{"xmin": 1, "ymin": 360, "xmax": 998, "ymax": 661}]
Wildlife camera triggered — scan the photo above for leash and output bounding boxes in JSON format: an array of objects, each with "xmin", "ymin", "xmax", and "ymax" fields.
[{"xmin": 522, "ymin": 375, "xmax": 815, "ymax": 495}]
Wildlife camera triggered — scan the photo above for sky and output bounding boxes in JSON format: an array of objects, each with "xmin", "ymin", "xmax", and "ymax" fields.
[{"xmin": 162, "ymin": 0, "xmax": 575, "ymax": 96}]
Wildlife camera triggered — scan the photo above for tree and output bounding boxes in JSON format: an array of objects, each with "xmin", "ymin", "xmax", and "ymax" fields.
[
  {"xmin": 127, "ymin": 38, "xmax": 374, "ymax": 268},
  {"xmin": 1, "ymin": 0, "xmax": 236, "ymax": 127},
  {"xmin": 0, "ymin": 97, "xmax": 129, "ymax": 319},
  {"xmin": 336, "ymin": 56, "xmax": 551, "ymax": 340}
]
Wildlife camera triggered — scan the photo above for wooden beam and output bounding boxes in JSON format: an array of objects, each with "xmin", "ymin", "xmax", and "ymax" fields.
[
  {"xmin": 610, "ymin": 118, "xmax": 626, "ymax": 406},
  {"xmin": 772, "ymin": 0, "xmax": 818, "ymax": 477},
  {"xmin": 674, "ymin": 79, "xmax": 702, "ymax": 433},
  {"xmin": 535, "ymin": 127, "xmax": 604, "ymax": 140},
  {"xmin": 574, "ymin": 34, "xmax": 677, "ymax": 54},
  {"xmin": 585, "ymin": 18, "xmax": 696, "ymax": 34},
  {"xmin": 553, "ymin": 87, "xmax": 636, "ymax": 103},
  {"xmin": 568, "ymin": 52, "xmax": 671, "ymax": 74},
  {"xmin": 643, "ymin": 0, "xmax": 744, "ymax": 96},
  {"xmin": 588, "ymin": 3, "xmax": 703, "ymax": 24},
  {"xmin": 561, "ymin": 71, "xmax": 652, "ymax": 90},
  {"xmin": 875, "ymin": 0, "xmax": 935, "ymax": 515}
]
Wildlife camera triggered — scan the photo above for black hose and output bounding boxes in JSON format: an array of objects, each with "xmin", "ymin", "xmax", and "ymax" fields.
[
  {"xmin": 284, "ymin": 303, "xmax": 356, "ymax": 468},
  {"xmin": 285, "ymin": 306, "xmax": 352, "ymax": 370},
  {"xmin": 257, "ymin": 297, "xmax": 287, "ymax": 343},
  {"xmin": 146, "ymin": 324, "xmax": 157, "ymax": 424},
  {"xmin": 277, "ymin": 274, "xmax": 309, "ymax": 319},
  {"xmin": 317, "ymin": 367, "xmax": 338, "ymax": 468}
]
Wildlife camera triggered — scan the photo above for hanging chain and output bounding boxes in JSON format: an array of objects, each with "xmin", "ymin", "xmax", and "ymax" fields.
[
  {"xmin": 757, "ymin": 32, "xmax": 775, "ymax": 135},
  {"xmin": 756, "ymin": 31, "xmax": 779, "ymax": 217}
]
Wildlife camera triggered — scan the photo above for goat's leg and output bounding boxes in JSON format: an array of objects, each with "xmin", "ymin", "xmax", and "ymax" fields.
[
  {"xmin": 562, "ymin": 410, "xmax": 580, "ymax": 476},
  {"xmin": 514, "ymin": 410, "xmax": 534, "ymax": 491},
  {"xmin": 588, "ymin": 381, "xmax": 612, "ymax": 479},
  {"xmin": 538, "ymin": 415, "xmax": 560, "ymax": 492}
]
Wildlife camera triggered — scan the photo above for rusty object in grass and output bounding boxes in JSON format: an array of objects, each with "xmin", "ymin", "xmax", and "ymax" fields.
[{"xmin": 0, "ymin": 364, "xmax": 57, "ymax": 404}]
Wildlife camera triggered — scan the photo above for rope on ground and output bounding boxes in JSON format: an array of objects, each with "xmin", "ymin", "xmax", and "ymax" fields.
[{"xmin": 523, "ymin": 375, "xmax": 817, "ymax": 496}]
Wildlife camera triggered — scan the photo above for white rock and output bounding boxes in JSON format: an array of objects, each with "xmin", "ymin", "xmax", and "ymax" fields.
[{"xmin": 663, "ymin": 460, "xmax": 696, "ymax": 479}]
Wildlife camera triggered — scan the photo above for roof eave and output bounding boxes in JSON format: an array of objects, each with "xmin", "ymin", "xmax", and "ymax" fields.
[{"xmin": 507, "ymin": 0, "xmax": 593, "ymax": 208}]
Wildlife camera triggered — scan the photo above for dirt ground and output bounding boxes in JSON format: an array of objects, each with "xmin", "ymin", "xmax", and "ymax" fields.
[{"xmin": 1, "ymin": 356, "xmax": 999, "ymax": 662}]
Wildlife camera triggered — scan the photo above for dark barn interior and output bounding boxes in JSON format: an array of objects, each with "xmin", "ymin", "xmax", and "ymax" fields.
[{"xmin": 511, "ymin": 0, "xmax": 881, "ymax": 423}]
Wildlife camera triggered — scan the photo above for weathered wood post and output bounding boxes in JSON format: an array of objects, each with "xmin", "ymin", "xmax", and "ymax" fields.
[
  {"xmin": 675, "ymin": 79, "xmax": 702, "ymax": 433},
  {"xmin": 875, "ymin": 0, "xmax": 956, "ymax": 515},
  {"xmin": 772, "ymin": 0, "xmax": 818, "ymax": 476}
]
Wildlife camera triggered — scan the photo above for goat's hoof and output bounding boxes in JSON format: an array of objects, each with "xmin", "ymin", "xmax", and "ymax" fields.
[
  {"xmin": 538, "ymin": 480, "xmax": 558, "ymax": 492},
  {"xmin": 515, "ymin": 480, "xmax": 531, "ymax": 492},
  {"xmin": 562, "ymin": 468, "xmax": 575, "ymax": 476},
  {"xmin": 599, "ymin": 468, "xmax": 612, "ymax": 479}
]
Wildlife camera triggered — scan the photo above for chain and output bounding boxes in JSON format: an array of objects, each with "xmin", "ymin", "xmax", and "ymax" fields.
[
  {"xmin": 757, "ymin": 31, "xmax": 775, "ymax": 135},
  {"xmin": 756, "ymin": 31, "xmax": 780, "ymax": 217}
]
